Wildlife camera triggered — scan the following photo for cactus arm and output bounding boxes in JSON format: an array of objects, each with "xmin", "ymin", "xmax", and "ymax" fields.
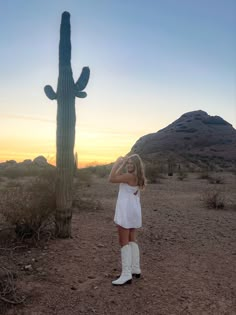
[
  {"xmin": 75, "ymin": 67, "xmax": 90, "ymax": 91},
  {"xmin": 75, "ymin": 91, "xmax": 87, "ymax": 98},
  {"xmin": 44, "ymin": 85, "xmax": 57, "ymax": 100}
]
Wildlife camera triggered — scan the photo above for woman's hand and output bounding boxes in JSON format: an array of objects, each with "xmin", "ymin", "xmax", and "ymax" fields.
[{"xmin": 116, "ymin": 156, "xmax": 125, "ymax": 165}]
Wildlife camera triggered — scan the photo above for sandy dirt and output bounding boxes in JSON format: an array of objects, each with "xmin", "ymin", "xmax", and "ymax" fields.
[{"xmin": 1, "ymin": 173, "xmax": 236, "ymax": 315}]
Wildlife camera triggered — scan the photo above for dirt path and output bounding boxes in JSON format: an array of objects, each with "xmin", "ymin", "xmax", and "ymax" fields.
[{"xmin": 2, "ymin": 174, "xmax": 236, "ymax": 314}]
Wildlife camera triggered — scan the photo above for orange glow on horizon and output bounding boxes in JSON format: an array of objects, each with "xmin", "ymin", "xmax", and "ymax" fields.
[
  {"xmin": 0, "ymin": 115, "xmax": 151, "ymax": 168},
  {"xmin": 0, "ymin": 136, "xmax": 134, "ymax": 168}
]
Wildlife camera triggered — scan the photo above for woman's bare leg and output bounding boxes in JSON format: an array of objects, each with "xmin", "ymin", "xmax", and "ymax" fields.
[
  {"xmin": 129, "ymin": 228, "xmax": 136, "ymax": 242},
  {"xmin": 117, "ymin": 226, "xmax": 130, "ymax": 247}
]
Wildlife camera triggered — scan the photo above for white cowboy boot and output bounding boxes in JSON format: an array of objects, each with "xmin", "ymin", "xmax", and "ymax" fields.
[
  {"xmin": 129, "ymin": 241, "xmax": 141, "ymax": 278},
  {"xmin": 112, "ymin": 244, "xmax": 132, "ymax": 286}
]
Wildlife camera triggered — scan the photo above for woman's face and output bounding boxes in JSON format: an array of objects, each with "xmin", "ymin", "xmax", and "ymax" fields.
[{"xmin": 126, "ymin": 159, "xmax": 135, "ymax": 173}]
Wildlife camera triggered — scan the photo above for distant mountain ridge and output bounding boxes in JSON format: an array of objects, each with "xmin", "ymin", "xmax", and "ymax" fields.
[
  {"xmin": 0, "ymin": 156, "xmax": 54, "ymax": 169},
  {"xmin": 130, "ymin": 110, "xmax": 236, "ymax": 169}
]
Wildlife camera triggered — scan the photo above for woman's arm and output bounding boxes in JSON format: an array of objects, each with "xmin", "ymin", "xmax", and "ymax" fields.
[{"xmin": 108, "ymin": 157, "xmax": 133, "ymax": 184}]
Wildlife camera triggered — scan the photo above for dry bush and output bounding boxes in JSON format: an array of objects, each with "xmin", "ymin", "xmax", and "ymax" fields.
[
  {"xmin": 202, "ymin": 189, "xmax": 225, "ymax": 209},
  {"xmin": 198, "ymin": 169, "xmax": 211, "ymax": 180},
  {"xmin": 0, "ymin": 267, "xmax": 25, "ymax": 306},
  {"xmin": 177, "ymin": 169, "xmax": 188, "ymax": 181},
  {"xmin": 4, "ymin": 180, "xmax": 21, "ymax": 188},
  {"xmin": 231, "ymin": 169, "xmax": 236, "ymax": 176},
  {"xmin": 0, "ymin": 176, "xmax": 56, "ymax": 240},
  {"xmin": 82, "ymin": 164, "xmax": 112, "ymax": 178},
  {"xmin": 0, "ymin": 167, "xmax": 39, "ymax": 179},
  {"xmin": 208, "ymin": 176, "xmax": 224, "ymax": 184},
  {"xmin": 145, "ymin": 163, "xmax": 165, "ymax": 184},
  {"xmin": 93, "ymin": 165, "xmax": 112, "ymax": 178},
  {"xmin": 75, "ymin": 168, "xmax": 93, "ymax": 185},
  {"xmin": 0, "ymin": 166, "xmax": 55, "ymax": 179}
]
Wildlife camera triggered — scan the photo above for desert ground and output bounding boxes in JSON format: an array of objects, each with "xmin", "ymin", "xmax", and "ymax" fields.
[{"xmin": 0, "ymin": 171, "xmax": 236, "ymax": 315}]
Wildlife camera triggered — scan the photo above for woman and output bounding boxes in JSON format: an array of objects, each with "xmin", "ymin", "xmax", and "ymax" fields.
[{"xmin": 108, "ymin": 154, "xmax": 146, "ymax": 286}]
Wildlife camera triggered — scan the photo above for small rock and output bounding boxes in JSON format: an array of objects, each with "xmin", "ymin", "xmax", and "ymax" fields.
[
  {"xmin": 71, "ymin": 286, "xmax": 77, "ymax": 290},
  {"xmin": 103, "ymin": 273, "xmax": 110, "ymax": 278},
  {"xmin": 24, "ymin": 264, "xmax": 33, "ymax": 271},
  {"xmin": 97, "ymin": 243, "xmax": 105, "ymax": 248}
]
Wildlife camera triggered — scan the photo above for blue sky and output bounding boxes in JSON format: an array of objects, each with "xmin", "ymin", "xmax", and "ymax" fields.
[{"xmin": 0, "ymin": 0, "xmax": 235, "ymax": 165}]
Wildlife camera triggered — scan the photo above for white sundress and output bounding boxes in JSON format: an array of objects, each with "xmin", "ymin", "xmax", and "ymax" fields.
[{"xmin": 114, "ymin": 183, "xmax": 142, "ymax": 229}]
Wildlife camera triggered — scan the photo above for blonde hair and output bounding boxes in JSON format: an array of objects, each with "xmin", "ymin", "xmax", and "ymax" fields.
[{"xmin": 126, "ymin": 154, "xmax": 146, "ymax": 190}]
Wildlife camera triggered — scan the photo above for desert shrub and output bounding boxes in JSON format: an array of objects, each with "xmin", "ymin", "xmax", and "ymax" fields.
[
  {"xmin": 208, "ymin": 176, "xmax": 224, "ymax": 184},
  {"xmin": 0, "ymin": 167, "xmax": 38, "ymax": 179},
  {"xmin": 75, "ymin": 168, "xmax": 93, "ymax": 185},
  {"xmin": 203, "ymin": 189, "xmax": 225, "ymax": 209},
  {"xmin": 84, "ymin": 164, "xmax": 112, "ymax": 178},
  {"xmin": 232, "ymin": 169, "xmax": 236, "ymax": 176},
  {"xmin": 0, "ymin": 176, "xmax": 56, "ymax": 240},
  {"xmin": 0, "ymin": 267, "xmax": 25, "ymax": 307},
  {"xmin": 76, "ymin": 164, "xmax": 112, "ymax": 181},
  {"xmin": 198, "ymin": 169, "xmax": 211, "ymax": 180},
  {"xmin": 177, "ymin": 169, "xmax": 188, "ymax": 181},
  {"xmin": 145, "ymin": 164, "xmax": 165, "ymax": 184},
  {"xmin": 94, "ymin": 165, "xmax": 112, "ymax": 178},
  {"xmin": 4, "ymin": 180, "xmax": 22, "ymax": 188},
  {"xmin": 0, "ymin": 166, "xmax": 56, "ymax": 179}
]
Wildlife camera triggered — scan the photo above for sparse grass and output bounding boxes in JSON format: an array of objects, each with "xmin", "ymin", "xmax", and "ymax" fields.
[
  {"xmin": 72, "ymin": 197, "xmax": 102, "ymax": 212},
  {"xmin": 202, "ymin": 189, "xmax": 225, "ymax": 209}
]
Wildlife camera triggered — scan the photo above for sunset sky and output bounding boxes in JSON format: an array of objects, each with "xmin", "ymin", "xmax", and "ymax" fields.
[{"xmin": 0, "ymin": 0, "xmax": 235, "ymax": 167}]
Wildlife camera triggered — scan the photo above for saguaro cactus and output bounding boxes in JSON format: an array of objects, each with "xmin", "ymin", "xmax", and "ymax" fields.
[{"xmin": 44, "ymin": 11, "xmax": 90, "ymax": 237}]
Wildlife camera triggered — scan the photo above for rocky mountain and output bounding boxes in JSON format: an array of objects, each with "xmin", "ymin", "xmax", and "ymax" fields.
[{"xmin": 130, "ymin": 110, "xmax": 236, "ymax": 170}]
